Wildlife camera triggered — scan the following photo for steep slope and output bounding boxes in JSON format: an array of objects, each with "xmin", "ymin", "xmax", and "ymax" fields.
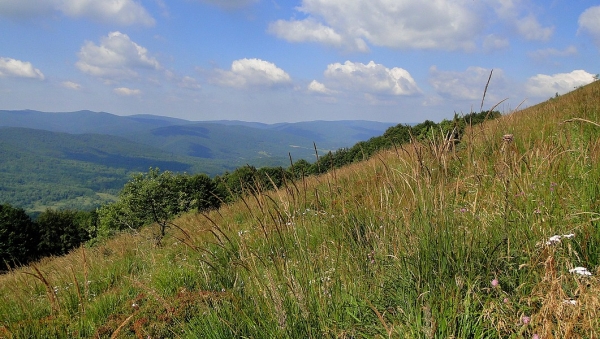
[{"xmin": 1, "ymin": 82, "xmax": 598, "ymax": 337}]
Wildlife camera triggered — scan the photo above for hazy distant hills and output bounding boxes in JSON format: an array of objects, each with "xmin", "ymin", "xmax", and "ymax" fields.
[
  {"xmin": 0, "ymin": 110, "xmax": 395, "ymax": 160},
  {"xmin": 0, "ymin": 110, "xmax": 397, "ymax": 211}
]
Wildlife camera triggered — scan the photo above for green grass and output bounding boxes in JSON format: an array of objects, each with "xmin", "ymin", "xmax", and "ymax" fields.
[{"xmin": 1, "ymin": 82, "xmax": 600, "ymax": 338}]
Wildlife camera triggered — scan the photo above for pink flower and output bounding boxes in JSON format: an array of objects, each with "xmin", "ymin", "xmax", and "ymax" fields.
[
  {"xmin": 491, "ymin": 279, "xmax": 499, "ymax": 288},
  {"xmin": 503, "ymin": 297, "xmax": 509, "ymax": 304},
  {"xmin": 532, "ymin": 334, "xmax": 540, "ymax": 339},
  {"xmin": 522, "ymin": 315, "xmax": 530, "ymax": 324}
]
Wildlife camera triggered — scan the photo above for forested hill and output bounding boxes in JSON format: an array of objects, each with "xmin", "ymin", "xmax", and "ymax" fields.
[
  {"xmin": 0, "ymin": 127, "xmax": 202, "ymax": 211},
  {"xmin": 0, "ymin": 112, "xmax": 396, "ymax": 211}
]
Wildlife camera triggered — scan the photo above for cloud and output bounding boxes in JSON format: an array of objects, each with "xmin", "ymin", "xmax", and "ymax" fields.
[
  {"xmin": 76, "ymin": 31, "xmax": 161, "ymax": 81},
  {"xmin": 0, "ymin": 0, "xmax": 154, "ymax": 26},
  {"xmin": 527, "ymin": 46, "xmax": 578, "ymax": 60},
  {"xmin": 514, "ymin": 15, "xmax": 553, "ymax": 41},
  {"xmin": 269, "ymin": 18, "xmax": 341, "ymax": 46},
  {"xmin": 269, "ymin": 0, "xmax": 480, "ymax": 51},
  {"xmin": 113, "ymin": 87, "xmax": 141, "ymax": 96},
  {"xmin": 323, "ymin": 61, "xmax": 421, "ymax": 96},
  {"xmin": 0, "ymin": 57, "xmax": 44, "ymax": 80},
  {"xmin": 307, "ymin": 80, "xmax": 337, "ymax": 95},
  {"xmin": 165, "ymin": 70, "xmax": 202, "ymax": 90},
  {"xmin": 578, "ymin": 6, "xmax": 600, "ymax": 47},
  {"xmin": 193, "ymin": 0, "xmax": 259, "ymax": 10},
  {"xmin": 483, "ymin": 34, "xmax": 510, "ymax": 53},
  {"xmin": 429, "ymin": 66, "xmax": 505, "ymax": 101},
  {"xmin": 526, "ymin": 70, "xmax": 595, "ymax": 98},
  {"xmin": 211, "ymin": 58, "xmax": 292, "ymax": 88},
  {"xmin": 62, "ymin": 81, "xmax": 81, "ymax": 90},
  {"xmin": 0, "ymin": 0, "xmax": 54, "ymax": 18},
  {"xmin": 178, "ymin": 76, "xmax": 201, "ymax": 90},
  {"xmin": 268, "ymin": 18, "xmax": 367, "ymax": 52},
  {"xmin": 493, "ymin": 0, "xmax": 553, "ymax": 41}
]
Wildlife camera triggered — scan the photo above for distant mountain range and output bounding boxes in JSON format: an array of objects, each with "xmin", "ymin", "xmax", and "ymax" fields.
[{"xmin": 0, "ymin": 110, "xmax": 399, "ymax": 211}]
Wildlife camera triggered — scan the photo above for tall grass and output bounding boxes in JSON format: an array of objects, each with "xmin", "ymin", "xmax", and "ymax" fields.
[{"xmin": 1, "ymin": 81, "xmax": 599, "ymax": 338}]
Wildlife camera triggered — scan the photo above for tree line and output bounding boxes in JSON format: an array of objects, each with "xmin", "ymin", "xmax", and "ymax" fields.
[{"xmin": 1, "ymin": 110, "xmax": 500, "ymax": 271}]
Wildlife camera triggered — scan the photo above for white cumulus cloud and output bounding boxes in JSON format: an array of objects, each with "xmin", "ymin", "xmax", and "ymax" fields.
[
  {"xmin": 526, "ymin": 70, "xmax": 595, "ymax": 98},
  {"xmin": 578, "ymin": 6, "xmax": 600, "ymax": 47},
  {"xmin": 429, "ymin": 66, "xmax": 506, "ymax": 101},
  {"xmin": 76, "ymin": 31, "xmax": 161, "ymax": 81},
  {"xmin": 62, "ymin": 81, "xmax": 81, "ymax": 90},
  {"xmin": 113, "ymin": 87, "xmax": 141, "ymax": 96},
  {"xmin": 0, "ymin": 57, "xmax": 44, "ymax": 80},
  {"xmin": 269, "ymin": 0, "xmax": 481, "ymax": 51},
  {"xmin": 211, "ymin": 58, "xmax": 292, "ymax": 88},
  {"xmin": 323, "ymin": 61, "xmax": 421, "ymax": 97},
  {"xmin": 0, "ymin": 0, "xmax": 154, "ymax": 26},
  {"xmin": 307, "ymin": 80, "xmax": 337, "ymax": 95},
  {"xmin": 269, "ymin": 18, "xmax": 344, "ymax": 48}
]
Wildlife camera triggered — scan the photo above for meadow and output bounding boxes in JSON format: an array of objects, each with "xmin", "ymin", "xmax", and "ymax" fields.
[{"xmin": 1, "ymin": 81, "xmax": 599, "ymax": 338}]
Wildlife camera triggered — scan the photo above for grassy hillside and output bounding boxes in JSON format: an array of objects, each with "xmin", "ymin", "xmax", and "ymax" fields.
[{"xmin": 1, "ymin": 82, "xmax": 599, "ymax": 337}]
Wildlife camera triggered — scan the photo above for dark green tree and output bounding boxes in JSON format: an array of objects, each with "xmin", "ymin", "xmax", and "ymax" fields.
[
  {"xmin": 188, "ymin": 173, "xmax": 222, "ymax": 212},
  {"xmin": 0, "ymin": 203, "xmax": 39, "ymax": 270},
  {"xmin": 96, "ymin": 168, "xmax": 221, "ymax": 243},
  {"xmin": 36, "ymin": 209, "xmax": 91, "ymax": 257}
]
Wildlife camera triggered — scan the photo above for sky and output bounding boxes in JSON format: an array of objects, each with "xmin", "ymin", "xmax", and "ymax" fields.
[{"xmin": 0, "ymin": 0, "xmax": 599, "ymax": 124}]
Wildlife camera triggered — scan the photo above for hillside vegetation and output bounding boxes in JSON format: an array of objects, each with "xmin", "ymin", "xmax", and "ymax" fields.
[
  {"xmin": 0, "ymin": 115, "xmax": 394, "ymax": 211},
  {"xmin": 1, "ymin": 82, "xmax": 599, "ymax": 338}
]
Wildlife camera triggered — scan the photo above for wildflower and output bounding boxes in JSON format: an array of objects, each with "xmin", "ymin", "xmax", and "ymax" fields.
[
  {"xmin": 491, "ymin": 279, "xmax": 499, "ymax": 288},
  {"xmin": 569, "ymin": 267, "xmax": 592, "ymax": 276},
  {"xmin": 563, "ymin": 299, "xmax": 577, "ymax": 305},
  {"xmin": 521, "ymin": 315, "xmax": 530, "ymax": 324},
  {"xmin": 532, "ymin": 334, "xmax": 540, "ymax": 339},
  {"xmin": 503, "ymin": 297, "xmax": 509, "ymax": 304},
  {"xmin": 546, "ymin": 235, "xmax": 562, "ymax": 245},
  {"xmin": 545, "ymin": 233, "xmax": 575, "ymax": 245}
]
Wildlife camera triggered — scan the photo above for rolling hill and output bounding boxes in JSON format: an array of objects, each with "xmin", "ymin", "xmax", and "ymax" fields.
[{"xmin": 0, "ymin": 110, "xmax": 397, "ymax": 210}]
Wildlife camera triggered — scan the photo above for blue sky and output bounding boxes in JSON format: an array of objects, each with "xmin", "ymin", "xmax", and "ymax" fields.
[{"xmin": 0, "ymin": 0, "xmax": 598, "ymax": 123}]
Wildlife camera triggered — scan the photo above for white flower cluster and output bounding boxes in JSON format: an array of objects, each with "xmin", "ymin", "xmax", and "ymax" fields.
[
  {"xmin": 545, "ymin": 233, "xmax": 575, "ymax": 245},
  {"xmin": 569, "ymin": 267, "xmax": 592, "ymax": 276},
  {"xmin": 543, "ymin": 233, "xmax": 593, "ymax": 276}
]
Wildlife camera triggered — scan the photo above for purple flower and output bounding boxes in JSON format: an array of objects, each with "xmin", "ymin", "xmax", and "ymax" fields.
[
  {"xmin": 521, "ymin": 315, "xmax": 530, "ymax": 324},
  {"xmin": 503, "ymin": 297, "xmax": 509, "ymax": 304},
  {"xmin": 491, "ymin": 279, "xmax": 499, "ymax": 288}
]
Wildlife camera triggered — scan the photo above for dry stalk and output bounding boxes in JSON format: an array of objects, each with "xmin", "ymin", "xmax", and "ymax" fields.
[{"xmin": 22, "ymin": 265, "xmax": 60, "ymax": 314}]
